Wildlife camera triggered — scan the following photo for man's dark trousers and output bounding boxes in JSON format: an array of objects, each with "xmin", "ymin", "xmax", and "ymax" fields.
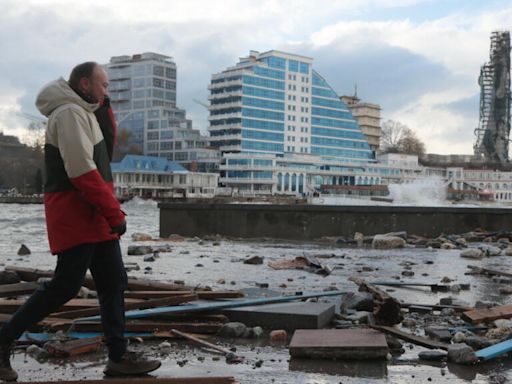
[{"xmin": 0, "ymin": 240, "xmax": 128, "ymax": 360}]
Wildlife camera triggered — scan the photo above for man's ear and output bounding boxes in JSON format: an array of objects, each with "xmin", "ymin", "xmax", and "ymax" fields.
[{"xmin": 78, "ymin": 76, "xmax": 90, "ymax": 92}]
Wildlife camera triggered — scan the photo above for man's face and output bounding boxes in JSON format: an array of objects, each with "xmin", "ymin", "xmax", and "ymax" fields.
[{"xmin": 80, "ymin": 66, "xmax": 109, "ymax": 104}]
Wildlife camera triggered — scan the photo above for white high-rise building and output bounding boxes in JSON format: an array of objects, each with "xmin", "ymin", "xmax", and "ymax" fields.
[{"xmin": 105, "ymin": 52, "xmax": 219, "ymax": 172}]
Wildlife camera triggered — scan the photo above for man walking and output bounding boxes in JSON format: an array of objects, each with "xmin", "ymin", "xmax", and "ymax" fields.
[{"xmin": 0, "ymin": 62, "xmax": 161, "ymax": 380}]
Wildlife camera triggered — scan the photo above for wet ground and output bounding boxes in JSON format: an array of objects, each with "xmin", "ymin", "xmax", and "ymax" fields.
[{"xmin": 2, "ymin": 200, "xmax": 512, "ymax": 383}]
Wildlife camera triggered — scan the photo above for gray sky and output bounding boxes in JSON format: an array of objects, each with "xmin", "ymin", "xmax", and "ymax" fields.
[{"xmin": 1, "ymin": 0, "xmax": 510, "ymax": 154}]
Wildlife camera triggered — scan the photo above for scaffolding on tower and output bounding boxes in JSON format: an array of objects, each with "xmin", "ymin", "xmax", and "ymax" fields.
[{"xmin": 473, "ymin": 31, "xmax": 511, "ymax": 163}]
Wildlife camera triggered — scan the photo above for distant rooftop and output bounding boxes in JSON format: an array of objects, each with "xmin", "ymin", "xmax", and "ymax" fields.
[
  {"xmin": 109, "ymin": 52, "xmax": 174, "ymax": 65},
  {"xmin": 111, "ymin": 155, "xmax": 188, "ymax": 173}
]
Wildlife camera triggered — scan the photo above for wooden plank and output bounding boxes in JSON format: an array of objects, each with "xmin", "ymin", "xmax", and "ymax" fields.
[
  {"xmin": 18, "ymin": 377, "xmax": 237, "ymax": 384},
  {"xmin": 75, "ymin": 291, "xmax": 347, "ymax": 323},
  {"xmin": 466, "ymin": 265, "xmax": 512, "ymax": 278},
  {"xmin": 54, "ymin": 294, "xmax": 197, "ymax": 319},
  {"xmin": 289, "ymin": 329, "xmax": 388, "ymax": 360},
  {"xmin": 5, "ymin": 266, "xmax": 191, "ymax": 292},
  {"xmin": 72, "ymin": 321, "xmax": 223, "ymax": 334},
  {"xmin": 371, "ymin": 325, "xmax": 450, "ymax": 350},
  {"xmin": 461, "ymin": 304, "xmax": 512, "ymax": 324},
  {"xmin": 349, "ymin": 277, "xmax": 402, "ymax": 325},
  {"xmin": 475, "ymin": 339, "xmax": 512, "ymax": 360},
  {"xmin": 0, "ymin": 282, "xmax": 40, "ymax": 298},
  {"xmin": 0, "ymin": 298, "xmax": 140, "ymax": 314},
  {"xmin": 124, "ymin": 291, "xmax": 245, "ymax": 300}
]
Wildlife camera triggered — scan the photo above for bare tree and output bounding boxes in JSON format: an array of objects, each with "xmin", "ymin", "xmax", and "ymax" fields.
[
  {"xmin": 381, "ymin": 120, "xmax": 425, "ymax": 156},
  {"xmin": 113, "ymin": 128, "xmax": 143, "ymax": 162}
]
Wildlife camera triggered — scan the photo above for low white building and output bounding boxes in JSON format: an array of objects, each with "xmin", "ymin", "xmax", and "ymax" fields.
[{"xmin": 111, "ymin": 155, "xmax": 218, "ymax": 199}]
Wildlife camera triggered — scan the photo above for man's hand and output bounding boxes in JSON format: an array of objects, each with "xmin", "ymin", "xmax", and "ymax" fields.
[{"xmin": 110, "ymin": 220, "xmax": 127, "ymax": 236}]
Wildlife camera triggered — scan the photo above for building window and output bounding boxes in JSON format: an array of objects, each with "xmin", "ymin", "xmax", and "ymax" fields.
[
  {"xmin": 147, "ymin": 120, "xmax": 159, "ymax": 130},
  {"xmin": 153, "ymin": 65, "xmax": 164, "ymax": 77},
  {"xmin": 153, "ymin": 78, "xmax": 164, "ymax": 88}
]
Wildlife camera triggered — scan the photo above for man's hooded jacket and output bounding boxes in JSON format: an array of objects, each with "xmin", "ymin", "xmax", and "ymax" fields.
[{"xmin": 36, "ymin": 77, "xmax": 124, "ymax": 254}]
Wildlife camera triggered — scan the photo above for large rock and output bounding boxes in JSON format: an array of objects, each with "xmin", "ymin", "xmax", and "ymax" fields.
[
  {"xmin": 17, "ymin": 244, "xmax": 31, "ymax": 256},
  {"xmin": 447, "ymin": 343, "xmax": 478, "ymax": 365},
  {"xmin": 243, "ymin": 256, "xmax": 264, "ymax": 265},
  {"xmin": 218, "ymin": 322, "xmax": 247, "ymax": 338},
  {"xmin": 131, "ymin": 232, "xmax": 153, "ymax": 241},
  {"xmin": 460, "ymin": 249, "xmax": 484, "ymax": 259},
  {"xmin": 464, "ymin": 336, "xmax": 492, "ymax": 350},
  {"xmin": 372, "ymin": 235, "xmax": 405, "ymax": 250},
  {"xmin": 340, "ymin": 292, "xmax": 374, "ymax": 312},
  {"xmin": 127, "ymin": 245, "xmax": 153, "ymax": 256},
  {"xmin": 479, "ymin": 245, "xmax": 502, "ymax": 256},
  {"xmin": 486, "ymin": 327, "xmax": 512, "ymax": 341},
  {"xmin": 419, "ymin": 350, "xmax": 447, "ymax": 361},
  {"xmin": 0, "ymin": 270, "xmax": 20, "ymax": 285}
]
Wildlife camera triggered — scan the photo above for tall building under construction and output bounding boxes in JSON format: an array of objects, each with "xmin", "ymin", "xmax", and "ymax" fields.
[{"xmin": 474, "ymin": 31, "xmax": 511, "ymax": 163}]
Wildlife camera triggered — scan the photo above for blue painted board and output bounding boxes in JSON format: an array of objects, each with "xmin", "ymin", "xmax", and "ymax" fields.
[
  {"xmin": 475, "ymin": 339, "xmax": 512, "ymax": 360},
  {"xmin": 75, "ymin": 291, "xmax": 346, "ymax": 323},
  {"xmin": 19, "ymin": 331, "xmax": 153, "ymax": 342}
]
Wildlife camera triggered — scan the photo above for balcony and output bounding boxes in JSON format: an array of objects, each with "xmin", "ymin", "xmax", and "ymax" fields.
[
  {"xmin": 208, "ymin": 79, "xmax": 243, "ymax": 90},
  {"xmin": 209, "ymin": 101, "xmax": 242, "ymax": 111},
  {"xmin": 208, "ymin": 123, "xmax": 242, "ymax": 132},
  {"xmin": 207, "ymin": 134, "xmax": 241, "ymax": 142},
  {"xmin": 219, "ymin": 177, "xmax": 275, "ymax": 185},
  {"xmin": 208, "ymin": 112, "xmax": 242, "ymax": 121},
  {"xmin": 208, "ymin": 90, "xmax": 243, "ymax": 100},
  {"xmin": 220, "ymin": 144, "xmax": 242, "ymax": 152}
]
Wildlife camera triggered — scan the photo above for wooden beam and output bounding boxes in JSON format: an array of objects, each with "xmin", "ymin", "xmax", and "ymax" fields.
[
  {"xmin": 72, "ymin": 321, "xmax": 223, "ymax": 334},
  {"xmin": 371, "ymin": 325, "xmax": 450, "ymax": 350},
  {"xmin": 466, "ymin": 265, "xmax": 512, "ymax": 278},
  {"xmin": 461, "ymin": 304, "xmax": 512, "ymax": 324},
  {"xmin": 5, "ymin": 266, "xmax": 191, "ymax": 292},
  {"xmin": 0, "ymin": 282, "xmax": 40, "ymax": 298},
  {"xmin": 0, "ymin": 298, "xmax": 141, "ymax": 314},
  {"xmin": 18, "ymin": 378, "xmax": 237, "ymax": 384},
  {"xmin": 53, "ymin": 294, "xmax": 197, "ymax": 319},
  {"xmin": 124, "ymin": 291, "xmax": 245, "ymax": 300},
  {"xmin": 349, "ymin": 277, "xmax": 403, "ymax": 326}
]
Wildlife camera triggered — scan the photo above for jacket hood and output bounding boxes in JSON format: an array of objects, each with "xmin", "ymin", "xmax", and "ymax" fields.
[{"xmin": 35, "ymin": 77, "xmax": 99, "ymax": 117}]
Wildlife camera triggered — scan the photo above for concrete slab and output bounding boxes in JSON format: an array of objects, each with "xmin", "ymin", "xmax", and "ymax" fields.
[
  {"xmin": 222, "ymin": 302, "xmax": 335, "ymax": 330},
  {"xmin": 289, "ymin": 329, "xmax": 388, "ymax": 360}
]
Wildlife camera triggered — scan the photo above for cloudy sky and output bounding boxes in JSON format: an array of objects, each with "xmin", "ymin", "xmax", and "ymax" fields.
[{"xmin": 1, "ymin": 0, "xmax": 510, "ymax": 154}]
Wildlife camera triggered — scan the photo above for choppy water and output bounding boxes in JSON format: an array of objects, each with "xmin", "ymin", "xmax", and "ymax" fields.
[{"xmin": 2, "ymin": 199, "xmax": 512, "ymax": 383}]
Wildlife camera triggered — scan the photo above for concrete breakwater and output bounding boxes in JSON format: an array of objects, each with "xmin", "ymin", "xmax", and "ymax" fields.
[{"xmin": 159, "ymin": 203, "xmax": 512, "ymax": 239}]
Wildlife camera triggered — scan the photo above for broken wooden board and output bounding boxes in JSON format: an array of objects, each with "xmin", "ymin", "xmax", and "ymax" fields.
[
  {"xmin": 124, "ymin": 291, "xmax": 244, "ymax": 300},
  {"xmin": 75, "ymin": 291, "xmax": 346, "ymax": 323},
  {"xmin": 222, "ymin": 302, "xmax": 335, "ymax": 330},
  {"xmin": 18, "ymin": 377, "xmax": 237, "ymax": 384},
  {"xmin": 0, "ymin": 282, "xmax": 40, "ymax": 298},
  {"xmin": 53, "ymin": 294, "xmax": 197, "ymax": 319},
  {"xmin": 5, "ymin": 266, "xmax": 191, "ymax": 292},
  {"xmin": 289, "ymin": 329, "xmax": 388, "ymax": 360},
  {"xmin": 466, "ymin": 265, "xmax": 512, "ymax": 278},
  {"xmin": 475, "ymin": 339, "xmax": 512, "ymax": 360},
  {"xmin": 461, "ymin": 304, "xmax": 512, "ymax": 324},
  {"xmin": 0, "ymin": 298, "xmax": 140, "ymax": 314},
  {"xmin": 72, "ymin": 321, "xmax": 223, "ymax": 334},
  {"xmin": 349, "ymin": 277, "xmax": 402, "ymax": 325},
  {"xmin": 371, "ymin": 325, "xmax": 449, "ymax": 350},
  {"xmin": 45, "ymin": 336, "xmax": 103, "ymax": 357}
]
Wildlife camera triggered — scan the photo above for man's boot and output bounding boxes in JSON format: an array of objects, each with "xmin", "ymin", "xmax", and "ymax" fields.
[
  {"xmin": 0, "ymin": 344, "xmax": 18, "ymax": 382},
  {"xmin": 104, "ymin": 350, "xmax": 161, "ymax": 376}
]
